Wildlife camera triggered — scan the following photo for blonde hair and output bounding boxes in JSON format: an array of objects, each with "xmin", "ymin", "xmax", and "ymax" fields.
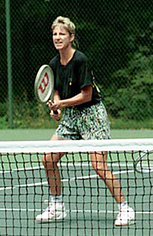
[
  {"xmin": 52, "ymin": 16, "xmax": 75, "ymax": 34},
  {"xmin": 52, "ymin": 16, "xmax": 77, "ymax": 48}
]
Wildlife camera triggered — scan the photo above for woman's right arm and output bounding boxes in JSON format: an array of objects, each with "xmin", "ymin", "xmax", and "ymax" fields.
[{"xmin": 49, "ymin": 90, "xmax": 61, "ymax": 121}]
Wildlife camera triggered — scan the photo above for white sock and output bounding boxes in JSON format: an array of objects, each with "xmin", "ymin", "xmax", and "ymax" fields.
[
  {"xmin": 50, "ymin": 195, "xmax": 62, "ymax": 203},
  {"xmin": 118, "ymin": 201, "xmax": 128, "ymax": 210}
]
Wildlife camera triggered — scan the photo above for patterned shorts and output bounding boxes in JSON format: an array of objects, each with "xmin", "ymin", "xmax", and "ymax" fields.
[{"xmin": 56, "ymin": 101, "xmax": 111, "ymax": 140}]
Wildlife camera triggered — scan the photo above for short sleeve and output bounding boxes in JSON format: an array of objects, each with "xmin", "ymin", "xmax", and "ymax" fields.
[
  {"xmin": 77, "ymin": 57, "xmax": 93, "ymax": 89},
  {"xmin": 49, "ymin": 55, "xmax": 59, "ymax": 90}
]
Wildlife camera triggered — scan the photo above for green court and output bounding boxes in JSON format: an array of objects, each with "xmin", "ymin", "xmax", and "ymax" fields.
[
  {"xmin": 0, "ymin": 128, "xmax": 153, "ymax": 141},
  {"xmin": 0, "ymin": 129, "xmax": 153, "ymax": 236}
]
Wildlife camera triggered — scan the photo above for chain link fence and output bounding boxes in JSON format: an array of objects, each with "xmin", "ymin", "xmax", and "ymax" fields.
[{"xmin": 1, "ymin": 0, "xmax": 153, "ymax": 128}]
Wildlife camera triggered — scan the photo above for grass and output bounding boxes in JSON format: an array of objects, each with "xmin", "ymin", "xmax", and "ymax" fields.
[
  {"xmin": 1, "ymin": 115, "xmax": 153, "ymax": 130},
  {"xmin": 109, "ymin": 117, "xmax": 153, "ymax": 129},
  {"xmin": 0, "ymin": 98, "xmax": 153, "ymax": 129}
]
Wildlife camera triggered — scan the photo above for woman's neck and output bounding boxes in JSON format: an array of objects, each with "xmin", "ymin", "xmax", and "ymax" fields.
[{"xmin": 59, "ymin": 48, "xmax": 76, "ymax": 66}]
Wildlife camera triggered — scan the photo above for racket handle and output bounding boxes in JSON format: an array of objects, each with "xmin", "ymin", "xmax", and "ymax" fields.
[
  {"xmin": 47, "ymin": 100, "xmax": 58, "ymax": 114},
  {"xmin": 53, "ymin": 110, "xmax": 58, "ymax": 115}
]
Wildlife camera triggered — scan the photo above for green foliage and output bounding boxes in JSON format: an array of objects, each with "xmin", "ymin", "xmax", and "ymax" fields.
[
  {"xmin": 11, "ymin": 93, "xmax": 58, "ymax": 128},
  {"xmin": 0, "ymin": 102, "xmax": 7, "ymax": 117},
  {"xmin": 0, "ymin": 116, "xmax": 8, "ymax": 129},
  {"xmin": 2, "ymin": 0, "xmax": 153, "ymax": 128},
  {"xmin": 106, "ymin": 48, "xmax": 153, "ymax": 121}
]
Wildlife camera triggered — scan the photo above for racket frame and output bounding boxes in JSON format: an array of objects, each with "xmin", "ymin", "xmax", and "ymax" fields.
[
  {"xmin": 34, "ymin": 64, "xmax": 54, "ymax": 103},
  {"xmin": 34, "ymin": 64, "xmax": 58, "ymax": 115},
  {"xmin": 133, "ymin": 150, "xmax": 153, "ymax": 174}
]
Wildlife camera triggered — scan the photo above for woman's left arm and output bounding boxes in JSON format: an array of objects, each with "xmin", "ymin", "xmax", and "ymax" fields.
[{"xmin": 50, "ymin": 85, "xmax": 92, "ymax": 111}]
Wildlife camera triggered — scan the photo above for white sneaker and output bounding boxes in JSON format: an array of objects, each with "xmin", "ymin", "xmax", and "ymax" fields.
[
  {"xmin": 115, "ymin": 206, "xmax": 135, "ymax": 226},
  {"xmin": 36, "ymin": 201, "xmax": 67, "ymax": 223}
]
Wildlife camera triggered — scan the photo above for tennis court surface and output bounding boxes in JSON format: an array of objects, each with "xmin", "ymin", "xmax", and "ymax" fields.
[{"xmin": 0, "ymin": 139, "xmax": 153, "ymax": 236}]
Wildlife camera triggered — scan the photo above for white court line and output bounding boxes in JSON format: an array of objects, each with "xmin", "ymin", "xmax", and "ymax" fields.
[
  {"xmin": 1, "ymin": 163, "xmax": 152, "ymax": 174},
  {"xmin": 0, "ymin": 162, "xmax": 134, "ymax": 174},
  {"xmin": 0, "ymin": 168, "xmax": 152, "ymax": 216},
  {"xmin": 0, "ymin": 208, "xmax": 152, "ymax": 215},
  {"xmin": 0, "ymin": 169, "xmax": 134, "ymax": 191}
]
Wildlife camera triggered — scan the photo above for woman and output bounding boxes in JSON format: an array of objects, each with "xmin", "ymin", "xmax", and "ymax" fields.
[{"xmin": 36, "ymin": 16, "xmax": 134, "ymax": 226}]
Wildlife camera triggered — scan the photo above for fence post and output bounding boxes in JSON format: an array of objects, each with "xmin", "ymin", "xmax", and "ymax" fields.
[{"xmin": 5, "ymin": 0, "xmax": 13, "ymax": 128}]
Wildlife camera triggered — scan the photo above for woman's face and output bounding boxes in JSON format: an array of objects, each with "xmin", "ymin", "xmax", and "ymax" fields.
[{"xmin": 52, "ymin": 25, "xmax": 74, "ymax": 51}]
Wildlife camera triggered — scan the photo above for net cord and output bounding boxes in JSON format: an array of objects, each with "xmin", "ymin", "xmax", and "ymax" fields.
[{"xmin": 0, "ymin": 138, "xmax": 153, "ymax": 153}]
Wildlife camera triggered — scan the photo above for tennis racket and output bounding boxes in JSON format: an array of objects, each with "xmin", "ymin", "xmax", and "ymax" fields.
[
  {"xmin": 34, "ymin": 64, "xmax": 58, "ymax": 115},
  {"xmin": 134, "ymin": 150, "xmax": 153, "ymax": 174}
]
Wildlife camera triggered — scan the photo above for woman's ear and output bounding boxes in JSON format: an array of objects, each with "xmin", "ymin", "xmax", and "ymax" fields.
[{"xmin": 70, "ymin": 34, "xmax": 75, "ymax": 43}]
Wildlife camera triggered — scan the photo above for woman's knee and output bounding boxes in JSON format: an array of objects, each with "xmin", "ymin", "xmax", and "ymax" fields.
[
  {"xmin": 42, "ymin": 153, "xmax": 54, "ymax": 168},
  {"xmin": 43, "ymin": 151, "xmax": 63, "ymax": 166},
  {"xmin": 92, "ymin": 159, "xmax": 109, "ymax": 180}
]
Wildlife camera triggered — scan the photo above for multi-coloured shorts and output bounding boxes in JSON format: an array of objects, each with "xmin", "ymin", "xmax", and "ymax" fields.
[{"xmin": 56, "ymin": 101, "xmax": 111, "ymax": 140}]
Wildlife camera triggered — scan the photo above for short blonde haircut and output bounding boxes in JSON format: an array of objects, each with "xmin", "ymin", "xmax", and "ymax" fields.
[{"xmin": 51, "ymin": 16, "xmax": 76, "ymax": 34}]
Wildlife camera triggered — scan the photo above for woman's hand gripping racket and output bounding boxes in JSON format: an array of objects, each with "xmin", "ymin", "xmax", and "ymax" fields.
[{"xmin": 34, "ymin": 65, "xmax": 60, "ymax": 120}]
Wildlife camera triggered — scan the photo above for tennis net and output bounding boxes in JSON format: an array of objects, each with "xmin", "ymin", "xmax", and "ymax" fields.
[{"xmin": 0, "ymin": 139, "xmax": 153, "ymax": 236}]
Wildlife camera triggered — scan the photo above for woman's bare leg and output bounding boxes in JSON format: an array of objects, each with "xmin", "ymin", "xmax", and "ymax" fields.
[
  {"xmin": 42, "ymin": 134, "xmax": 65, "ymax": 196},
  {"xmin": 90, "ymin": 151, "xmax": 125, "ymax": 203}
]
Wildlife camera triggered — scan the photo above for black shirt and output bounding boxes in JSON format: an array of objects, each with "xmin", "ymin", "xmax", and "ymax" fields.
[{"xmin": 49, "ymin": 50, "xmax": 101, "ymax": 108}]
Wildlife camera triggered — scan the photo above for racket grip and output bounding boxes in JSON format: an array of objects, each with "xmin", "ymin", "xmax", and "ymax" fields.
[
  {"xmin": 53, "ymin": 110, "xmax": 58, "ymax": 115},
  {"xmin": 47, "ymin": 100, "xmax": 58, "ymax": 114}
]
